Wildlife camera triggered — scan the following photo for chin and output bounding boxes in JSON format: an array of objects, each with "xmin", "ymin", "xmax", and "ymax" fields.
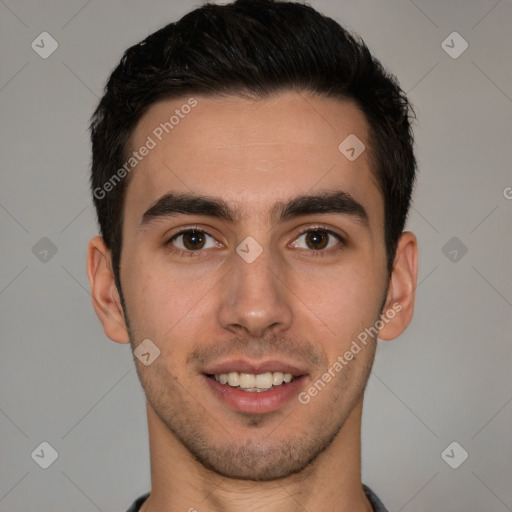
[{"xmin": 186, "ymin": 430, "xmax": 338, "ymax": 482}]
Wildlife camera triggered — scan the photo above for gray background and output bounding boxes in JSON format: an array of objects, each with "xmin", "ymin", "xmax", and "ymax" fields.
[{"xmin": 1, "ymin": 0, "xmax": 511, "ymax": 510}]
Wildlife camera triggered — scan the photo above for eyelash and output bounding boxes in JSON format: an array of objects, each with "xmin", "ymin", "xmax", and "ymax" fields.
[{"xmin": 165, "ymin": 224, "xmax": 346, "ymax": 259}]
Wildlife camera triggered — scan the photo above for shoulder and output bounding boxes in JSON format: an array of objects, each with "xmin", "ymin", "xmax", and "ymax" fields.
[
  {"xmin": 125, "ymin": 492, "xmax": 150, "ymax": 512},
  {"xmin": 363, "ymin": 484, "xmax": 389, "ymax": 512}
]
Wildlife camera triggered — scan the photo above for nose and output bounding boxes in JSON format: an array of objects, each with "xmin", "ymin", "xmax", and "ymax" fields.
[{"xmin": 218, "ymin": 247, "xmax": 293, "ymax": 339}]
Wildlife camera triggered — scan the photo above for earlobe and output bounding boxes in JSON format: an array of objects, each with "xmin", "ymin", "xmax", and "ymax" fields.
[
  {"xmin": 86, "ymin": 236, "xmax": 130, "ymax": 344},
  {"xmin": 378, "ymin": 231, "xmax": 418, "ymax": 341}
]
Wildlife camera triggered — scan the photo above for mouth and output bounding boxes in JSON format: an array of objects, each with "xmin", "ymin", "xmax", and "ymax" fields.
[
  {"xmin": 202, "ymin": 360, "xmax": 308, "ymax": 414},
  {"xmin": 205, "ymin": 371, "xmax": 299, "ymax": 392}
]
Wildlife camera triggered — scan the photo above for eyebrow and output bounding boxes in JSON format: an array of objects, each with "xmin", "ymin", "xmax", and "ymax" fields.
[{"xmin": 139, "ymin": 190, "xmax": 369, "ymax": 229}]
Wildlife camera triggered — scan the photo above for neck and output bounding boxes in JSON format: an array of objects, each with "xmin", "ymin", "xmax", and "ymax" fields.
[{"xmin": 140, "ymin": 397, "xmax": 373, "ymax": 512}]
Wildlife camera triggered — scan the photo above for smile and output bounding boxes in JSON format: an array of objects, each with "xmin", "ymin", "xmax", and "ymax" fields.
[{"xmin": 209, "ymin": 371, "xmax": 296, "ymax": 391}]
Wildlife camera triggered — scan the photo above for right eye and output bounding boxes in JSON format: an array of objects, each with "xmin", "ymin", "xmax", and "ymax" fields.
[{"xmin": 166, "ymin": 228, "xmax": 222, "ymax": 255}]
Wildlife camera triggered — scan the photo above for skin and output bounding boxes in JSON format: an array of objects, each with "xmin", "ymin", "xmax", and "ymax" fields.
[{"xmin": 87, "ymin": 91, "xmax": 418, "ymax": 512}]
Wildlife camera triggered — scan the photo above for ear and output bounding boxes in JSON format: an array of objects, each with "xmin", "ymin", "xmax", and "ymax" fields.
[
  {"xmin": 378, "ymin": 231, "xmax": 418, "ymax": 341},
  {"xmin": 86, "ymin": 236, "xmax": 130, "ymax": 344}
]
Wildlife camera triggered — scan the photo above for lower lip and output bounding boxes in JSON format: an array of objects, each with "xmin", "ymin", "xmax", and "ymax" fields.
[{"xmin": 203, "ymin": 375, "xmax": 307, "ymax": 414}]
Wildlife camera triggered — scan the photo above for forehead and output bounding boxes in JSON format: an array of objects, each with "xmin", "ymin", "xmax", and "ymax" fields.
[{"xmin": 124, "ymin": 91, "xmax": 382, "ymax": 228}]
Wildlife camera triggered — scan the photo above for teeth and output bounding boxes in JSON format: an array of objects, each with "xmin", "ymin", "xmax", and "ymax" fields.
[
  {"xmin": 255, "ymin": 372, "xmax": 273, "ymax": 389},
  {"xmin": 227, "ymin": 372, "xmax": 240, "ymax": 387},
  {"xmin": 239, "ymin": 373, "xmax": 256, "ymax": 388},
  {"xmin": 213, "ymin": 371, "xmax": 295, "ymax": 391},
  {"xmin": 272, "ymin": 372, "xmax": 284, "ymax": 386}
]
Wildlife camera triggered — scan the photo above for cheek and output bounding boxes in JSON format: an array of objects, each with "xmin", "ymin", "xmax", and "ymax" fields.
[
  {"xmin": 295, "ymin": 262, "xmax": 383, "ymax": 319},
  {"xmin": 121, "ymin": 260, "xmax": 175, "ymax": 340},
  {"xmin": 290, "ymin": 263, "xmax": 385, "ymax": 363},
  {"xmin": 126, "ymin": 264, "xmax": 216, "ymax": 361}
]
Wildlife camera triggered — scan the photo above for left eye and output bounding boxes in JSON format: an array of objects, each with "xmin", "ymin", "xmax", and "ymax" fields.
[{"xmin": 292, "ymin": 229, "xmax": 342, "ymax": 251}]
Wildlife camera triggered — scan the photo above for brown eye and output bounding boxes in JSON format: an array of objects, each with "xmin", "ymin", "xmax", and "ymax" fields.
[
  {"xmin": 292, "ymin": 229, "xmax": 343, "ymax": 252},
  {"xmin": 169, "ymin": 229, "xmax": 218, "ymax": 252},
  {"xmin": 304, "ymin": 230, "xmax": 329, "ymax": 250},
  {"xmin": 182, "ymin": 230, "xmax": 206, "ymax": 250}
]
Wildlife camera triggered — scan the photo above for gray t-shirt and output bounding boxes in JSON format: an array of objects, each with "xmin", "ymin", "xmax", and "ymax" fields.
[{"xmin": 126, "ymin": 484, "xmax": 388, "ymax": 511}]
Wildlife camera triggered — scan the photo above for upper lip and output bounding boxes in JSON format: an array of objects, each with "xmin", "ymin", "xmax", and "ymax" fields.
[{"xmin": 204, "ymin": 359, "xmax": 308, "ymax": 377}]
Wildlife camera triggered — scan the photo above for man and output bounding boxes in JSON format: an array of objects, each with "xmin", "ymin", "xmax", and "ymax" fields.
[{"xmin": 87, "ymin": 1, "xmax": 418, "ymax": 510}]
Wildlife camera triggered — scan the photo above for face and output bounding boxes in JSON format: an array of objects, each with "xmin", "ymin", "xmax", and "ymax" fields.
[{"xmin": 117, "ymin": 91, "xmax": 390, "ymax": 480}]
